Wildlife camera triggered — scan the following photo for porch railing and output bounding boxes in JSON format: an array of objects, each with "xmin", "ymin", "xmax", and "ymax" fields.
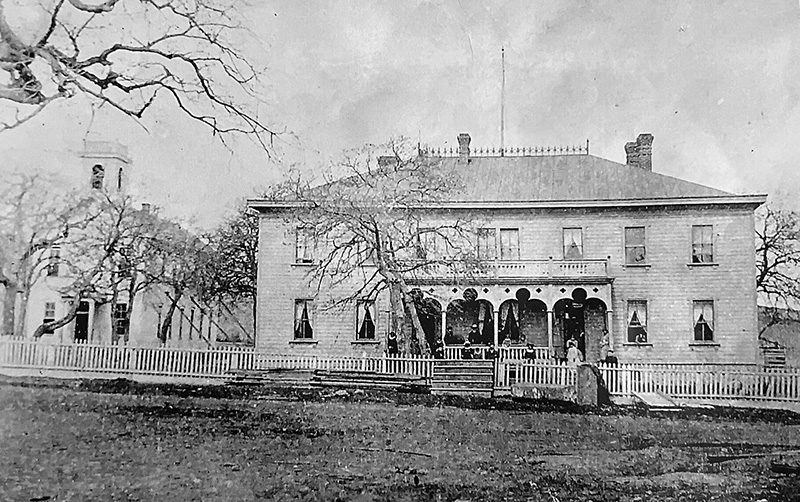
[
  {"xmin": 407, "ymin": 259, "xmax": 608, "ymax": 281},
  {"xmin": 443, "ymin": 345, "xmax": 550, "ymax": 360}
]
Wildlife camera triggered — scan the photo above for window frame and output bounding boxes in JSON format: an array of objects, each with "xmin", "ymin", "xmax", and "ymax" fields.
[
  {"xmin": 692, "ymin": 299, "xmax": 715, "ymax": 342},
  {"xmin": 476, "ymin": 227, "xmax": 497, "ymax": 261},
  {"xmin": 562, "ymin": 227, "xmax": 584, "ymax": 260},
  {"xmin": 624, "ymin": 226, "xmax": 647, "ymax": 266},
  {"xmin": 355, "ymin": 299, "xmax": 377, "ymax": 341},
  {"xmin": 295, "ymin": 227, "xmax": 314, "ymax": 264},
  {"xmin": 499, "ymin": 228, "xmax": 520, "ymax": 261},
  {"xmin": 43, "ymin": 301, "xmax": 56, "ymax": 334},
  {"xmin": 293, "ymin": 299, "xmax": 315, "ymax": 340},
  {"xmin": 47, "ymin": 247, "xmax": 60, "ymax": 277},
  {"xmin": 691, "ymin": 225, "xmax": 714, "ymax": 264},
  {"xmin": 626, "ymin": 299, "xmax": 648, "ymax": 343},
  {"xmin": 113, "ymin": 303, "xmax": 129, "ymax": 339}
]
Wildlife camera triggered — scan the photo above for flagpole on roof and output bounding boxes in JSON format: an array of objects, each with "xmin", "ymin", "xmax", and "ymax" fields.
[{"xmin": 500, "ymin": 47, "xmax": 505, "ymax": 157}]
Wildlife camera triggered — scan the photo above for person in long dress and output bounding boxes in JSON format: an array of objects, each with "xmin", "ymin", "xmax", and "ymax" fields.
[{"xmin": 566, "ymin": 337, "xmax": 584, "ymax": 366}]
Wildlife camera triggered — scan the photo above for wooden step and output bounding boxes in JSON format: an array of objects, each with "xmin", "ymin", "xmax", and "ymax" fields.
[{"xmin": 632, "ymin": 391, "xmax": 680, "ymax": 411}]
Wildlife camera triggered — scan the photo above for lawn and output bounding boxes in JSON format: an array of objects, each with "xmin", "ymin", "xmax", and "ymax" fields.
[{"xmin": 1, "ymin": 378, "xmax": 799, "ymax": 502}]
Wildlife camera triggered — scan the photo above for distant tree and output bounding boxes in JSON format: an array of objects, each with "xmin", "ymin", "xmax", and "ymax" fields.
[
  {"xmin": 203, "ymin": 202, "xmax": 258, "ymax": 338},
  {"xmin": 0, "ymin": 0, "xmax": 275, "ymax": 149},
  {"xmin": 141, "ymin": 219, "xmax": 211, "ymax": 343},
  {"xmin": 755, "ymin": 204, "xmax": 800, "ymax": 335},
  {"xmin": 0, "ymin": 174, "xmax": 94, "ymax": 336},
  {"xmin": 30, "ymin": 190, "xmax": 140, "ymax": 338},
  {"xmin": 274, "ymin": 140, "xmax": 480, "ymax": 355}
]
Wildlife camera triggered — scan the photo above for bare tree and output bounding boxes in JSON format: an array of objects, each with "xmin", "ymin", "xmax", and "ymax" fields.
[
  {"xmin": 0, "ymin": 174, "xmax": 95, "ymax": 336},
  {"xmin": 755, "ymin": 204, "xmax": 800, "ymax": 336},
  {"xmin": 275, "ymin": 141, "xmax": 480, "ymax": 355},
  {"xmin": 202, "ymin": 202, "xmax": 258, "ymax": 338},
  {"xmin": 0, "ymin": 0, "xmax": 275, "ymax": 149},
  {"xmin": 31, "ymin": 190, "xmax": 139, "ymax": 337}
]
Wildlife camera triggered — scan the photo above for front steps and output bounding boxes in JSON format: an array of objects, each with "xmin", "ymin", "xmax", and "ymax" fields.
[{"xmin": 431, "ymin": 360, "xmax": 495, "ymax": 398}]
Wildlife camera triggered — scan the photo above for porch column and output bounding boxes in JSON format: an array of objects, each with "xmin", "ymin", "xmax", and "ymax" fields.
[
  {"xmin": 547, "ymin": 310, "xmax": 554, "ymax": 357},
  {"xmin": 606, "ymin": 309, "xmax": 614, "ymax": 351},
  {"xmin": 493, "ymin": 310, "xmax": 500, "ymax": 348},
  {"xmin": 87, "ymin": 301, "xmax": 96, "ymax": 343},
  {"xmin": 440, "ymin": 310, "xmax": 447, "ymax": 342}
]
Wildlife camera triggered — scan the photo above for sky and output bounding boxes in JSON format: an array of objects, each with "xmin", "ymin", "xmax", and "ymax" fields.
[{"xmin": 2, "ymin": 0, "xmax": 800, "ymax": 227}]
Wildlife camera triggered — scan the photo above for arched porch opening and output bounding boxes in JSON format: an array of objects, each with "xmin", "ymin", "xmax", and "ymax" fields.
[
  {"xmin": 445, "ymin": 298, "xmax": 494, "ymax": 345},
  {"xmin": 519, "ymin": 299, "xmax": 548, "ymax": 347},
  {"xmin": 416, "ymin": 297, "xmax": 442, "ymax": 349}
]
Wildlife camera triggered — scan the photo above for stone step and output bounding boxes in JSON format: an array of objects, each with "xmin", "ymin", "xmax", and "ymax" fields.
[
  {"xmin": 432, "ymin": 369, "xmax": 494, "ymax": 376},
  {"xmin": 431, "ymin": 375, "xmax": 494, "ymax": 383},
  {"xmin": 430, "ymin": 379, "xmax": 494, "ymax": 388},
  {"xmin": 431, "ymin": 387, "xmax": 493, "ymax": 398}
]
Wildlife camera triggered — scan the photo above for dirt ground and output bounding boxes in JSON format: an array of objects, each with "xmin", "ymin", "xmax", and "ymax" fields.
[{"xmin": 1, "ymin": 377, "xmax": 799, "ymax": 502}]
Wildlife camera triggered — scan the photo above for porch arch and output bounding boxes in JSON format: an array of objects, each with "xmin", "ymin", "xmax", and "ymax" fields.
[{"xmin": 445, "ymin": 298, "xmax": 494, "ymax": 345}]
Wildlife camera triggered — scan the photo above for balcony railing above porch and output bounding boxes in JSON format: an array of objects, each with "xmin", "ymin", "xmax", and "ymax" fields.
[{"xmin": 405, "ymin": 259, "xmax": 608, "ymax": 282}]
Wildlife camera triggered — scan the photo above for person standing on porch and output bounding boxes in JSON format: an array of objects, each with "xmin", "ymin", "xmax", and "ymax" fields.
[
  {"xmin": 468, "ymin": 324, "xmax": 481, "ymax": 345},
  {"xmin": 387, "ymin": 332, "xmax": 398, "ymax": 356},
  {"xmin": 566, "ymin": 338, "xmax": 583, "ymax": 366},
  {"xmin": 523, "ymin": 343, "xmax": 536, "ymax": 361},
  {"xmin": 461, "ymin": 341, "xmax": 475, "ymax": 359}
]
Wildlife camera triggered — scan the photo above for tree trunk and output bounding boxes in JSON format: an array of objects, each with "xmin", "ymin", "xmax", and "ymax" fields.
[
  {"xmin": 125, "ymin": 274, "xmax": 140, "ymax": 345},
  {"xmin": 32, "ymin": 293, "xmax": 83, "ymax": 338},
  {"xmin": 1, "ymin": 281, "xmax": 18, "ymax": 336},
  {"xmin": 387, "ymin": 281, "xmax": 410, "ymax": 354},
  {"xmin": 109, "ymin": 284, "xmax": 120, "ymax": 343},
  {"xmin": 159, "ymin": 289, "xmax": 183, "ymax": 343}
]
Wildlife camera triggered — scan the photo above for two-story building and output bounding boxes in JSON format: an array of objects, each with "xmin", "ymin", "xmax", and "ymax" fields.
[{"xmin": 249, "ymin": 133, "xmax": 766, "ymax": 364}]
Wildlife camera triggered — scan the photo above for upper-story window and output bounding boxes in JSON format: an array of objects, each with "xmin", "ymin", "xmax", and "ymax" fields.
[
  {"xmin": 691, "ymin": 225, "xmax": 714, "ymax": 263},
  {"xmin": 563, "ymin": 227, "xmax": 583, "ymax": 260},
  {"xmin": 624, "ymin": 227, "xmax": 646, "ymax": 265},
  {"xmin": 47, "ymin": 247, "xmax": 60, "ymax": 276},
  {"xmin": 693, "ymin": 300, "xmax": 714, "ymax": 342},
  {"xmin": 91, "ymin": 164, "xmax": 104, "ymax": 189},
  {"xmin": 499, "ymin": 228, "xmax": 519, "ymax": 260},
  {"xmin": 477, "ymin": 228, "xmax": 497, "ymax": 260},
  {"xmin": 416, "ymin": 228, "xmax": 439, "ymax": 260},
  {"xmin": 117, "ymin": 168, "xmax": 124, "ymax": 192},
  {"xmin": 295, "ymin": 227, "xmax": 314, "ymax": 263}
]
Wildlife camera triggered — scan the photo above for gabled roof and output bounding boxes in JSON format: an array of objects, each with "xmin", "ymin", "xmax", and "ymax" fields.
[{"xmin": 441, "ymin": 154, "xmax": 733, "ymax": 202}]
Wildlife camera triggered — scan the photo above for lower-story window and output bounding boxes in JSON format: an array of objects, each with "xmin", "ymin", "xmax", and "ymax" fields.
[
  {"xmin": 43, "ymin": 302, "xmax": 56, "ymax": 334},
  {"xmin": 627, "ymin": 300, "xmax": 647, "ymax": 343},
  {"xmin": 693, "ymin": 300, "xmax": 714, "ymax": 342},
  {"xmin": 356, "ymin": 300, "xmax": 376, "ymax": 340},
  {"xmin": 294, "ymin": 299, "xmax": 314, "ymax": 340},
  {"xmin": 113, "ymin": 303, "xmax": 129, "ymax": 340}
]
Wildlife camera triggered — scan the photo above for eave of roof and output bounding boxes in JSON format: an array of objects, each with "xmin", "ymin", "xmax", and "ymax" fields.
[{"xmin": 248, "ymin": 194, "xmax": 767, "ymax": 212}]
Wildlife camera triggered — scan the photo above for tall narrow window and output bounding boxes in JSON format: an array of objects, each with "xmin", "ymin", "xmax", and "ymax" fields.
[
  {"xmin": 47, "ymin": 247, "xmax": 60, "ymax": 276},
  {"xmin": 627, "ymin": 300, "xmax": 648, "ymax": 343},
  {"xmin": 117, "ymin": 168, "xmax": 124, "ymax": 192},
  {"xmin": 356, "ymin": 300, "xmax": 376, "ymax": 340},
  {"xmin": 499, "ymin": 228, "xmax": 519, "ymax": 260},
  {"xmin": 624, "ymin": 227, "xmax": 646, "ymax": 265},
  {"xmin": 293, "ymin": 299, "xmax": 314, "ymax": 340},
  {"xmin": 113, "ymin": 303, "xmax": 129, "ymax": 340},
  {"xmin": 43, "ymin": 302, "xmax": 56, "ymax": 335},
  {"xmin": 295, "ymin": 227, "xmax": 314, "ymax": 263},
  {"xmin": 563, "ymin": 228, "xmax": 583, "ymax": 260},
  {"xmin": 691, "ymin": 225, "xmax": 714, "ymax": 263},
  {"xmin": 477, "ymin": 228, "xmax": 497, "ymax": 260},
  {"xmin": 693, "ymin": 300, "xmax": 714, "ymax": 342},
  {"xmin": 417, "ymin": 228, "xmax": 438, "ymax": 260},
  {"xmin": 91, "ymin": 164, "xmax": 104, "ymax": 189}
]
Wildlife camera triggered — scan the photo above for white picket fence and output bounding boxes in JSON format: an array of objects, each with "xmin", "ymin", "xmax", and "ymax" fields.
[
  {"xmin": 494, "ymin": 359, "xmax": 800, "ymax": 403},
  {"xmin": 2, "ymin": 339, "xmax": 798, "ymax": 404},
  {"xmin": 0, "ymin": 339, "xmax": 434, "ymax": 380}
]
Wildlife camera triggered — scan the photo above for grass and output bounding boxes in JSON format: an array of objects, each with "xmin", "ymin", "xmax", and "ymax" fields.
[{"xmin": 1, "ymin": 377, "xmax": 799, "ymax": 501}]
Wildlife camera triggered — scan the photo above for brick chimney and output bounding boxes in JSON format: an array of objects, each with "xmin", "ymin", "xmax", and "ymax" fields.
[
  {"xmin": 625, "ymin": 141, "xmax": 638, "ymax": 167},
  {"xmin": 625, "ymin": 133, "xmax": 654, "ymax": 171},
  {"xmin": 636, "ymin": 133, "xmax": 653, "ymax": 172},
  {"xmin": 457, "ymin": 133, "xmax": 471, "ymax": 159}
]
